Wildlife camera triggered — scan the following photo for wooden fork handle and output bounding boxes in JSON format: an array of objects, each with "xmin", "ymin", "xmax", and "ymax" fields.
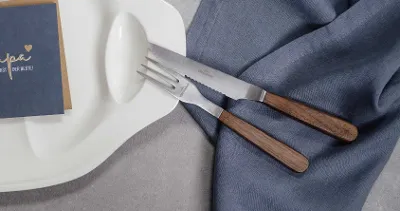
[
  {"xmin": 263, "ymin": 92, "xmax": 358, "ymax": 142},
  {"xmin": 218, "ymin": 110, "xmax": 309, "ymax": 173}
]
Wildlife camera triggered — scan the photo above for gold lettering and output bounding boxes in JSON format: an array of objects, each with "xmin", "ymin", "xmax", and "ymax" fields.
[
  {"xmin": 7, "ymin": 53, "xmax": 12, "ymax": 80},
  {"xmin": 21, "ymin": 55, "xmax": 31, "ymax": 62},
  {"xmin": 0, "ymin": 53, "xmax": 32, "ymax": 80},
  {"xmin": 0, "ymin": 55, "xmax": 6, "ymax": 63}
]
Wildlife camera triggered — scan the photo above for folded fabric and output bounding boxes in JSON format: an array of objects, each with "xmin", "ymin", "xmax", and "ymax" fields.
[{"xmin": 184, "ymin": 0, "xmax": 400, "ymax": 210}]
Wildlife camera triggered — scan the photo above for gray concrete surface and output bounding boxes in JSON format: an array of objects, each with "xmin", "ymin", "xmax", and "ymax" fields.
[{"xmin": 0, "ymin": 0, "xmax": 398, "ymax": 210}]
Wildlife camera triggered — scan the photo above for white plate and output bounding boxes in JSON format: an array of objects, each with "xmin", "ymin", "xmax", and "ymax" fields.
[{"xmin": 0, "ymin": 0, "xmax": 185, "ymax": 192}]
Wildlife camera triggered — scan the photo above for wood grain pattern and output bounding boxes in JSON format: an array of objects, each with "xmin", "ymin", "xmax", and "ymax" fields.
[
  {"xmin": 219, "ymin": 110, "xmax": 309, "ymax": 173},
  {"xmin": 264, "ymin": 92, "xmax": 358, "ymax": 142}
]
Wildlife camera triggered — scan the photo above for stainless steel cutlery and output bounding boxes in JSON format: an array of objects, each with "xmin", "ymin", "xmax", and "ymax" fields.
[
  {"xmin": 139, "ymin": 44, "xmax": 360, "ymax": 172},
  {"xmin": 138, "ymin": 57, "xmax": 309, "ymax": 173},
  {"xmin": 148, "ymin": 44, "xmax": 358, "ymax": 142}
]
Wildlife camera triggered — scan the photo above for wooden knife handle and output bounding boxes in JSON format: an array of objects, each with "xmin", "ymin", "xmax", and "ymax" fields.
[
  {"xmin": 263, "ymin": 92, "xmax": 358, "ymax": 142},
  {"xmin": 219, "ymin": 110, "xmax": 309, "ymax": 173}
]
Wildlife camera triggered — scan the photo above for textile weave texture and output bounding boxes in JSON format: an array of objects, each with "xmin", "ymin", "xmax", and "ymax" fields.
[{"xmin": 185, "ymin": 0, "xmax": 400, "ymax": 210}]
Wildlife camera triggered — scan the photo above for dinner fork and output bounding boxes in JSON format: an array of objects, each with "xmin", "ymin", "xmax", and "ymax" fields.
[{"xmin": 138, "ymin": 57, "xmax": 309, "ymax": 173}]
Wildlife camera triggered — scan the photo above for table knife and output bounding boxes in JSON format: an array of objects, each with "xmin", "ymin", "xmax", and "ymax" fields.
[
  {"xmin": 138, "ymin": 57, "xmax": 309, "ymax": 172},
  {"xmin": 148, "ymin": 43, "xmax": 358, "ymax": 142}
]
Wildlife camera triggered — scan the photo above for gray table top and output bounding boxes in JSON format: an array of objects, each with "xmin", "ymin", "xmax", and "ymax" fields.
[{"xmin": 0, "ymin": 1, "xmax": 398, "ymax": 210}]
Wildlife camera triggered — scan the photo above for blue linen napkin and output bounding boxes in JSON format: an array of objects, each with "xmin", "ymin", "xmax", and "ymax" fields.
[{"xmin": 184, "ymin": 0, "xmax": 400, "ymax": 210}]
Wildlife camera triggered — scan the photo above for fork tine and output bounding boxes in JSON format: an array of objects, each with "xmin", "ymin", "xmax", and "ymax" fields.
[
  {"xmin": 137, "ymin": 71, "xmax": 175, "ymax": 91},
  {"xmin": 145, "ymin": 56, "xmax": 183, "ymax": 79},
  {"xmin": 141, "ymin": 64, "xmax": 178, "ymax": 84}
]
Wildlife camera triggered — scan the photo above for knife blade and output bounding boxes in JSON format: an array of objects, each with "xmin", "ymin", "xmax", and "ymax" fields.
[
  {"xmin": 139, "ymin": 58, "xmax": 309, "ymax": 172},
  {"xmin": 148, "ymin": 43, "xmax": 358, "ymax": 142}
]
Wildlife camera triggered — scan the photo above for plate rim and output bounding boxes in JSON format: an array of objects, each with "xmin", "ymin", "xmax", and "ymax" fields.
[{"xmin": 0, "ymin": 0, "xmax": 185, "ymax": 192}]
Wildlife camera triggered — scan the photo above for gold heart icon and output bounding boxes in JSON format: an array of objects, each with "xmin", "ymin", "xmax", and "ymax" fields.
[{"xmin": 25, "ymin": 45, "xmax": 32, "ymax": 52}]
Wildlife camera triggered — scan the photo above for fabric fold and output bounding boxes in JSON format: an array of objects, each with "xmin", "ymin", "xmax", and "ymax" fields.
[{"xmin": 185, "ymin": 0, "xmax": 400, "ymax": 210}]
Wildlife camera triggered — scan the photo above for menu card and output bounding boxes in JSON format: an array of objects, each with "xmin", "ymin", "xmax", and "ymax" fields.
[{"xmin": 0, "ymin": 1, "xmax": 71, "ymax": 118}]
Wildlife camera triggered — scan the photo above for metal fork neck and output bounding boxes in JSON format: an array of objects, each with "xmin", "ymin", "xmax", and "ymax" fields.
[{"xmin": 194, "ymin": 95, "xmax": 224, "ymax": 118}]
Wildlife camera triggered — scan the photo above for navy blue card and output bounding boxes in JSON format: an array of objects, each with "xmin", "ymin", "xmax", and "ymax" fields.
[{"xmin": 0, "ymin": 3, "xmax": 64, "ymax": 118}]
